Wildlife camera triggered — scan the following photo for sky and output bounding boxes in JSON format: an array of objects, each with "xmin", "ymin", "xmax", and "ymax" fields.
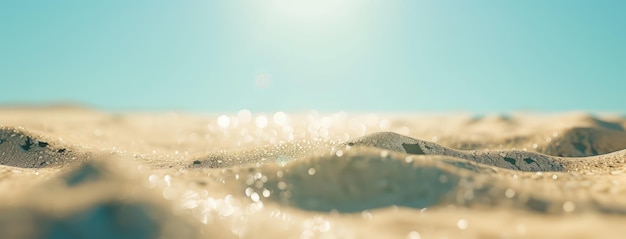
[{"xmin": 1, "ymin": 0, "xmax": 625, "ymax": 113}]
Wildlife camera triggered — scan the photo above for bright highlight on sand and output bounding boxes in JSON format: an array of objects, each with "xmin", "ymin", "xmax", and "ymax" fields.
[
  {"xmin": 272, "ymin": 111, "xmax": 288, "ymax": 126},
  {"xmin": 217, "ymin": 115, "xmax": 230, "ymax": 129}
]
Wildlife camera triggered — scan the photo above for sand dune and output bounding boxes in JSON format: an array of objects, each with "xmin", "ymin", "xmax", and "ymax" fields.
[{"xmin": 1, "ymin": 108, "xmax": 626, "ymax": 238}]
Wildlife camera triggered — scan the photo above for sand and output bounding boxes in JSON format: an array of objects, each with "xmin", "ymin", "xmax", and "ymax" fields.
[{"xmin": 1, "ymin": 106, "xmax": 626, "ymax": 238}]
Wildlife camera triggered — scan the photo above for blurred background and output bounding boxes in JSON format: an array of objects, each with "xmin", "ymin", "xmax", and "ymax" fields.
[{"xmin": 1, "ymin": 0, "xmax": 624, "ymax": 113}]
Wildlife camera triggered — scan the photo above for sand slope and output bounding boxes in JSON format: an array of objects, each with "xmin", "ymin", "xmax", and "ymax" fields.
[{"xmin": 1, "ymin": 108, "xmax": 626, "ymax": 238}]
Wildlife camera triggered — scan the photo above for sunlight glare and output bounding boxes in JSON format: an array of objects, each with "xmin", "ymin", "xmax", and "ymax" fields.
[{"xmin": 268, "ymin": 0, "xmax": 355, "ymax": 20}]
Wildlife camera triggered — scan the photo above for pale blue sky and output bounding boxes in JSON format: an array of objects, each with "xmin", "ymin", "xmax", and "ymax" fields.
[{"xmin": 1, "ymin": 1, "xmax": 624, "ymax": 112}]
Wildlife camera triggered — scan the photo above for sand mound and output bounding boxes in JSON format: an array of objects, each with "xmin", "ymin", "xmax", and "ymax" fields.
[
  {"xmin": 251, "ymin": 147, "xmax": 624, "ymax": 214},
  {"xmin": 0, "ymin": 159, "xmax": 202, "ymax": 239},
  {"xmin": 189, "ymin": 140, "xmax": 331, "ymax": 168},
  {"xmin": 543, "ymin": 126, "xmax": 626, "ymax": 157},
  {"xmin": 346, "ymin": 132, "xmax": 565, "ymax": 171},
  {"xmin": 0, "ymin": 127, "xmax": 83, "ymax": 168},
  {"xmin": 428, "ymin": 113, "xmax": 626, "ymax": 156},
  {"xmin": 261, "ymin": 148, "xmax": 463, "ymax": 212}
]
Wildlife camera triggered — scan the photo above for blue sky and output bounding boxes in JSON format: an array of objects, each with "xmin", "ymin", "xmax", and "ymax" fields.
[{"xmin": 1, "ymin": 1, "xmax": 624, "ymax": 112}]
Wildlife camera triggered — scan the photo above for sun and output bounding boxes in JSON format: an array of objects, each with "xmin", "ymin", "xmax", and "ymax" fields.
[{"xmin": 267, "ymin": 0, "xmax": 355, "ymax": 21}]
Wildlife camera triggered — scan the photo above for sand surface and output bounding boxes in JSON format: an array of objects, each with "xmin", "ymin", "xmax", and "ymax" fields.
[{"xmin": 1, "ymin": 107, "xmax": 626, "ymax": 238}]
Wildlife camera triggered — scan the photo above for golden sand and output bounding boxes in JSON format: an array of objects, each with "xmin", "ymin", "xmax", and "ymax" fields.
[{"xmin": 1, "ymin": 107, "xmax": 626, "ymax": 238}]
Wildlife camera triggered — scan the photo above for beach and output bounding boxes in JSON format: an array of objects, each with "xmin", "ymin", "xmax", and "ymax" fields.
[{"xmin": 1, "ymin": 106, "xmax": 626, "ymax": 238}]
